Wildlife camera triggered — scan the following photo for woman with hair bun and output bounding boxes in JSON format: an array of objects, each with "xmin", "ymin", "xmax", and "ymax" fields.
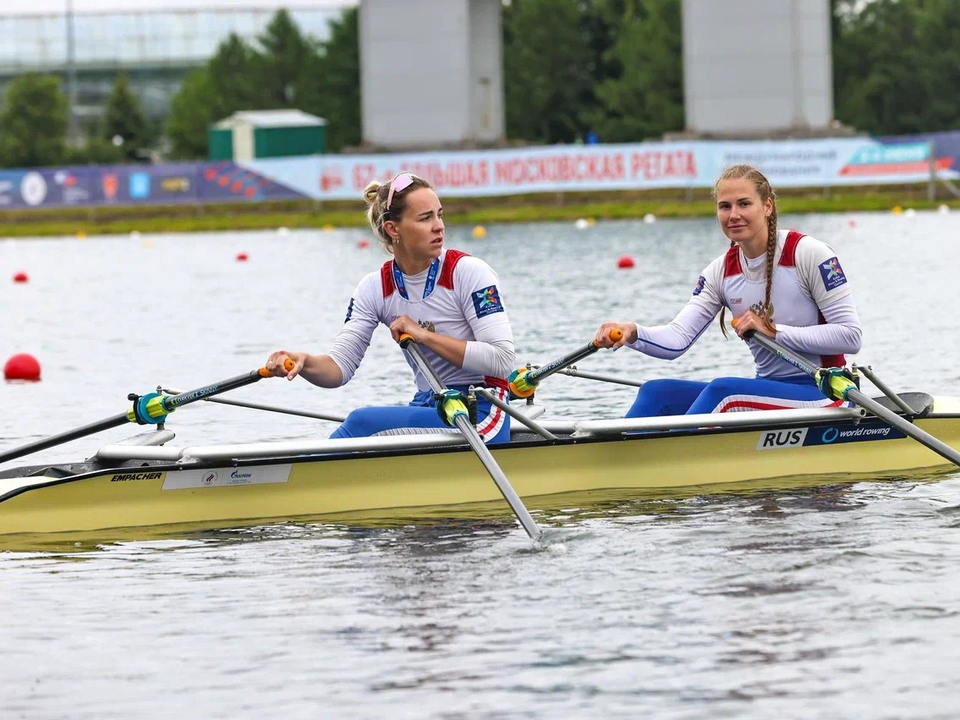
[
  {"xmin": 265, "ymin": 172, "xmax": 515, "ymax": 442},
  {"xmin": 594, "ymin": 164, "xmax": 862, "ymax": 417}
]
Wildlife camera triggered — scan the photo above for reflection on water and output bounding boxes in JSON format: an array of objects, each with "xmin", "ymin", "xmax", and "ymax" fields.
[{"xmin": 2, "ymin": 215, "xmax": 960, "ymax": 718}]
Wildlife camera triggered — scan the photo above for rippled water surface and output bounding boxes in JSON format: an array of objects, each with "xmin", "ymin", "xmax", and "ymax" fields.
[{"xmin": 2, "ymin": 211, "xmax": 960, "ymax": 718}]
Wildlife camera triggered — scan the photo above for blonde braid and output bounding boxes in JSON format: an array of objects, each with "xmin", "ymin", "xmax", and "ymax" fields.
[{"xmin": 761, "ymin": 200, "xmax": 778, "ymax": 323}]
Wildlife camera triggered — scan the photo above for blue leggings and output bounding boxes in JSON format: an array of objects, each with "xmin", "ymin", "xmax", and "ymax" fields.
[
  {"xmin": 329, "ymin": 387, "xmax": 511, "ymax": 444},
  {"xmin": 625, "ymin": 375, "xmax": 837, "ymax": 418}
]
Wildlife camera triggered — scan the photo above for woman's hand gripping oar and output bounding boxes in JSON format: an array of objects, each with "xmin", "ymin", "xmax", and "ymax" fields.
[
  {"xmin": 398, "ymin": 333, "xmax": 543, "ymax": 542},
  {"xmin": 739, "ymin": 326, "xmax": 960, "ymax": 469},
  {"xmin": 0, "ymin": 361, "xmax": 295, "ymax": 465},
  {"xmin": 508, "ymin": 328, "xmax": 624, "ymax": 399}
]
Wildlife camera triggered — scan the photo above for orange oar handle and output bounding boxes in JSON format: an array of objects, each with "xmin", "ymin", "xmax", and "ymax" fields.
[
  {"xmin": 257, "ymin": 358, "xmax": 298, "ymax": 378},
  {"xmin": 598, "ymin": 328, "xmax": 624, "ymax": 346}
]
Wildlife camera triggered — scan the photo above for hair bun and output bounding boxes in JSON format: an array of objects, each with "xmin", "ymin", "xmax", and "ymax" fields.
[{"xmin": 362, "ymin": 180, "xmax": 383, "ymax": 205}]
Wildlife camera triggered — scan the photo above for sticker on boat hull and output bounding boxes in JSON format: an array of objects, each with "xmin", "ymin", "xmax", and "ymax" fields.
[
  {"xmin": 757, "ymin": 422, "xmax": 906, "ymax": 450},
  {"xmin": 162, "ymin": 464, "xmax": 292, "ymax": 490}
]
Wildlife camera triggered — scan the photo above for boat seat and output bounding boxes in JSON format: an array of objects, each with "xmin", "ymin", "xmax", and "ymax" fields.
[{"xmin": 870, "ymin": 391, "xmax": 934, "ymax": 417}]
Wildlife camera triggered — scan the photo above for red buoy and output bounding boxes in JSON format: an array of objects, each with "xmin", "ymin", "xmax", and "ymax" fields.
[
  {"xmin": 617, "ymin": 255, "xmax": 635, "ymax": 269},
  {"xmin": 12, "ymin": 271, "xmax": 28, "ymax": 283},
  {"xmin": 4, "ymin": 353, "xmax": 41, "ymax": 382},
  {"xmin": 357, "ymin": 239, "xmax": 370, "ymax": 249},
  {"xmin": 236, "ymin": 252, "xmax": 249, "ymax": 262}
]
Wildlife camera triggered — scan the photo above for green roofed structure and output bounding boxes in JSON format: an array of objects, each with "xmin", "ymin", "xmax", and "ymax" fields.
[{"xmin": 209, "ymin": 109, "xmax": 328, "ymax": 161}]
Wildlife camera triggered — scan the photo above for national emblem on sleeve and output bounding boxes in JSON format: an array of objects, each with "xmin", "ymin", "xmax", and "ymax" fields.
[
  {"xmin": 692, "ymin": 275, "xmax": 706, "ymax": 296},
  {"xmin": 818, "ymin": 257, "xmax": 847, "ymax": 291},
  {"xmin": 472, "ymin": 285, "xmax": 504, "ymax": 318}
]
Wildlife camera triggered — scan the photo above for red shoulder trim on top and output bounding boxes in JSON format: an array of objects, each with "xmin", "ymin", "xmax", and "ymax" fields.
[
  {"xmin": 438, "ymin": 249, "xmax": 470, "ymax": 290},
  {"xmin": 778, "ymin": 230, "xmax": 806, "ymax": 267},
  {"xmin": 380, "ymin": 260, "xmax": 395, "ymax": 298},
  {"xmin": 723, "ymin": 245, "xmax": 742, "ymax": 277}
]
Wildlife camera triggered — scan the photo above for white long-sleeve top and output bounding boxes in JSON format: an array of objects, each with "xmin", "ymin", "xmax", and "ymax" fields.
[
  {"xmin": 628, "ymin": 230, "xmax": 862, "ymax": 379},
  {"xmin": 328, "ymin": 248, "xmax": 515, "ymax": 390}
]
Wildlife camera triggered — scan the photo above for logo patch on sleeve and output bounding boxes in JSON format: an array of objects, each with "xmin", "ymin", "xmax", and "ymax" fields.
[
  {"xmin": 818, "ymin": 257, "xmax": 848, "ymax": 291},
  {"xmin": 343, "ymin": 297, "xmax": 355, "ymax": 322},
  {"xmin": 472, "ymin": 285, "xmax": 504, "ymax": 318},
  {"xmin": 692, "ymin": 275, "xmax": 706, "ymax": 296}
]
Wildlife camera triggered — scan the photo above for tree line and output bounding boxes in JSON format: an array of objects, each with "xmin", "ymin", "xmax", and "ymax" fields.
[{"xmin": 0, "ymin": 0, "xmax": 958, "ymax": 169}]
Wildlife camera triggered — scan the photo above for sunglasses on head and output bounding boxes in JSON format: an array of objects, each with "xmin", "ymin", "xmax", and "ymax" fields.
[{"xmin": 385, "ymin": 172, "xmax": 416, "ymax": 212}]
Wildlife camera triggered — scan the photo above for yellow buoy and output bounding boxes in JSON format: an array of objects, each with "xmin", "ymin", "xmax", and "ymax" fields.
[
  {"xmin": 472, "ymin": 225, "xmax": 487, "ymax": 239},
  {"xmin": 892, "ymin": 205, "xmax": 903, "ymax": 215}
]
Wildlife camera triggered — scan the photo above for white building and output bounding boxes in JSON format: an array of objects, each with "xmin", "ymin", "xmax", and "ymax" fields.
[
  {"xmin": 681, "ymin": 0, "xmax": 837, "ymax": 137},
  {"xmin": 0, "ymin": 1, "xmax": 355, "ymax": 134}
]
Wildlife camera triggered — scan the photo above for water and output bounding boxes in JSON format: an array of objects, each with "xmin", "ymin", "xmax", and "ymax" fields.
[{"xmin": 2, "ymin": 212, "xmax": 960, "ymax": 718}]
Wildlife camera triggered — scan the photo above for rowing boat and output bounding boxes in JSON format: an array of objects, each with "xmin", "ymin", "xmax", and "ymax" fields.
[{"xmin": 2, "ymin": 391, "xmax": 959, "ymax": 538}]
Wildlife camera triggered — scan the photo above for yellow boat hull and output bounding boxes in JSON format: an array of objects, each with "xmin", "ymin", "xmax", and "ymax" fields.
[{"xmin": 2, "ymin": 402, "xmax": 959, "ymax": 538}]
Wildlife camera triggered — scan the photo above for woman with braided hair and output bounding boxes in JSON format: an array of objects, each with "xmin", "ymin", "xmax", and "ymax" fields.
[{"xmin": 594, "ymin": 164, "xmax": 862, "ymax": 417}]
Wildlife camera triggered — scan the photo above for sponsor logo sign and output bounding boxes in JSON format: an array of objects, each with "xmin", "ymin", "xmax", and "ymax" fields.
[
  {"xmin": 162, "ymin": 464, "xmax": 292, "ymax": 490},
  {"xmin": 757, "ymin": 422, "xmax": 906, "ymax": 450},
  {"xmin": 20, "ymin": 172, "xmax": 48, "ymax": 206},
  {"xmin": 129, "ymin": 172, "xmax": 151, "ymax": 199},
  {"xmin": 110, "ymin": 471, "xmax": 165, "ymax": 482}
]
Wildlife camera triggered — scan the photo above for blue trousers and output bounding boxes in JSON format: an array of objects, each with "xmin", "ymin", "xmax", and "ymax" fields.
[
  {"xmin": 329, "ymin": 387, "xmax": 511, "ymax": 444},
  {"xmin": 625, "ymin": 375, "xmax": 836, "ymax": 418}
]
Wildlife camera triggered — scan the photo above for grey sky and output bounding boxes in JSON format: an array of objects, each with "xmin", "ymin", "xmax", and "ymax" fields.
[{"xmin": 2, "ymin": 0, "xmax": 356, "ymax": 15}]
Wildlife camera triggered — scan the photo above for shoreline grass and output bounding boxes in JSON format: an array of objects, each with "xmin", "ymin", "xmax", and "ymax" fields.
[{"xmin": 0, "ymin": 184, "xmax": 955, "ymax": 238}]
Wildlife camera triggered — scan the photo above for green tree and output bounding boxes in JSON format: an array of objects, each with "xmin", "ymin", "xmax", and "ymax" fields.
[
  {"xmin": 502, "ymin": 0, "xmax": 598, "ymax": 143},
  {"xmin": 207, "ymin": 33, "xmax": 262, "ymax": 115},
  {"xmin": 165, "ymin": 33, "xmax": 260, "ymax": 158},
  {"xmin": 832, "ymin": 0, "xmax": 927, "ymax": 134},
  {"xmin": 101, "ymin": 71, "xmax": 152, "ymax": 160},
  {"xmin": 311, "ymin": 7, "xmax": 361, "ymax": 151},
  {"xmin": 588, "ymin": 0, "xmax": 684, "ymax": 142},
  {"xmin": 0, "ymin": 74, "xmax": 68, "ymax": 168},
  {"xmin": 914, "ymin": 0, "xmax": 960, "ymax": 132},
  {"xmin": 165, "ymin": 69, "xmax": 218, "ymax": 159},
  {"xmin": 254, "ymin": 9, "xmax": 312, "ymax": 107}
]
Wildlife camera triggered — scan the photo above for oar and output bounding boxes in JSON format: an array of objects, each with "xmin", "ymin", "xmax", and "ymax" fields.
[
  {"xmin": 509, "ymin": 329, "xmax": 624, "ymax": 399},
  {"xmin": 398, "ymin": 334, "xmax": 543, "ymax": 542},
  {"xmin": 550, "ymin": 367, "xmax": 643, "ymax": 388},
  {"xmin": 0, "ymin": 362, "xmax": 293, "ymax": 465},
  {"xmin": 160, "ymin": 387, "xmax": 346, "ymax": 423},
  {"xmin": 744, "ymin": 330, "xmax": 960, "ymax": 468}
]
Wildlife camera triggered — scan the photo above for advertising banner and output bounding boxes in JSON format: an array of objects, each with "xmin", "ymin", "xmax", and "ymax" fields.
[
  {"xmin": 1, "ymin": 132, "xmax": 957, "ymax": 210},
  {"xmin": 0, "ymin": 162, "xmax": 308, "ymax": 209},
  {"xmin": 245, "ymin": 135, "xmax": 957, "ymax": 202}
]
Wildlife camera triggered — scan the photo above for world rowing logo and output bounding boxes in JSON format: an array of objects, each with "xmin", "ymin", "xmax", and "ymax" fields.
[
  {"xmin": 692, "ymin": 275, "xmax": 706, "ymax": 296},
  {"xmin": 472, "ymin": 285, "xmax": 504, "ymax": 318}
]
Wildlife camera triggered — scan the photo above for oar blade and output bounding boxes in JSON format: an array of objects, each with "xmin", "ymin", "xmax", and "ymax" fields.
[{"xmin": 398, "ymin": 334, "xmax": 542, "ymax": 542}]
